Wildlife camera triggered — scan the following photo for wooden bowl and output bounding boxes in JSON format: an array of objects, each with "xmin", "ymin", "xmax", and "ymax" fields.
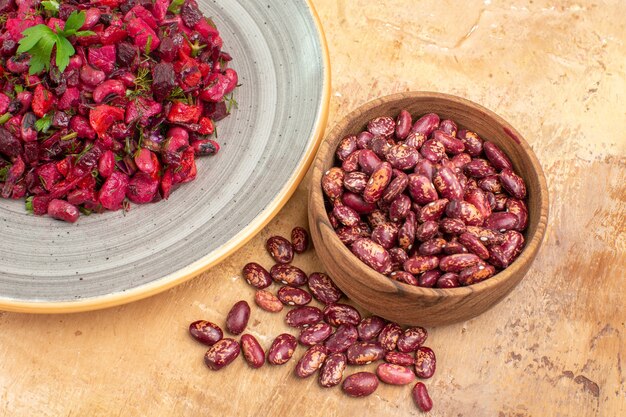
[{"xmin": 308, "ymin": 92, "xmax": 549, "ymax": 326}]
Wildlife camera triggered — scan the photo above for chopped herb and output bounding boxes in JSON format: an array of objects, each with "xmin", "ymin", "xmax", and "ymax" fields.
[
  {"xmin": 0, "ymin": 165, "xmax": 9, "ymax": 181},
  {"xmin": 17, "ymin": 11, "xmax": 96, "ymax": 74},
  {"xmin": 25, "ymin": 196, "xmax": 34, "ymax": 214},
  {"xmin": 226, "ymin": 94, "xmax": 238, "ymax": 113},
  {"xmin": 168, "ymin": 0, "xmax": 185, "ymax": 14},
  {"xmin": 41, "ymin": 0, "xmax": 60, "ymax": 15},
  {"xmin": 167, "ymin": 86, "xmax": 188, "ymax": 103},
  {"xmin": 14, "ymin": 84, "xmax": 24, "ymax": 93},
  {"xmin": 0, "ymin": 112, "xmax": 11, "ymax": 125},
  {"xmin": 75, "ymin": 143, "xmax": 93, "ymax": 162},
  {"xmin": 60, "ymin": 131, "xmax": 77, "ymax": 141},
  {"xmin": 91, "ymin": 169, "xmax": 99, "ymax": 178},
  {"xmin": 35, "ymin": 113, "xmax": 53, "ymax": 133},
  {"xmin": 144, "ymin": 35, "xmax": 153, "ymax": 55},
  {"xmin": 79, "ymin": 206, "xmax": 92, "ymax": 216}
]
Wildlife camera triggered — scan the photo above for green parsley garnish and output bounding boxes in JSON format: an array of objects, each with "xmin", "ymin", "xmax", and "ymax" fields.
[
  {"xmin": 25, "ymin": 196, "xmax": 34, "ymax": 214},
  {"xmin": 35, "ymin": 113, "xmax": 53, "ymax": 133},
  {"xmin": 41, "ymin": 0, "xmax": 60, "ymax": 15},
  {"xmin": 17, "ymin": 11, "xmax": 95, "ymax": 75},
  {"xmin": 168, "ymin": 0, "xmax": 185, "ymax": 14}
]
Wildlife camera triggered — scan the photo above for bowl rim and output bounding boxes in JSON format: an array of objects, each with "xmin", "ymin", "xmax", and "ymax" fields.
[
  {"xmin": 310, "ymin": 91, "xmax": 549, "ymax": 299},
  {"xmin": 0, "ymin": 0, "xmax": 332, "ymax": 314}
]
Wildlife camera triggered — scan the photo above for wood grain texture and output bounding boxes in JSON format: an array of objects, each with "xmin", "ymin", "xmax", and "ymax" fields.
[
  {"xmin": 308, "ymin": 92, "xmax": 549, "ymax": 326},
  {"xmin": 1, "ymin": 0, "xmax": 625, "ymax": 416}
]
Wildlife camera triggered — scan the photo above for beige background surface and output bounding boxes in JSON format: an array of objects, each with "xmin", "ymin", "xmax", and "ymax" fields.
[{"xmin": 1, "ymin": 0, "xmax": 625, "ymax": 416}]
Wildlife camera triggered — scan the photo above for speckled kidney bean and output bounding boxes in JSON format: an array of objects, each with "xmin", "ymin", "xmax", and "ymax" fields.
[
  {"xmin": 414, "ymin": 346, "xmax": 436, "ymax": 379},
  {"xmin": 343, "ymin": 171, "xmax": 369, "ymax": 193},
  {"xmin": 433, "ymin": 166, "xmax": 463, "ymax": 200},
  {"xmin": 398, "ymin": 211, "xmax": 416, "ymax": 251},
  {"xmin": 378, "ymin": 322, "xmax": 402, "ymax": 351},
  {"xmin": 445, "ymin": 200, "xmax": 484, "ymax": 226},
  {"xmin": 458, "ymin": 263, "xmax": 496, "ymax": 286},
  {"xmin": 337, "ymin": 225, "xmax": 364, "ymax": 245},
  {"xmin": 404, "ymin": 255, "xmax": 439, "ymax": 274},
  {"xmin": 420, "ymin": 139, "xmax": 446, "ymax": 162},
  {"xmin": 385, "ymin": 351, "xmax": 415, "ymax": 366},
  {"xmin": 225, "ymin": 301, "xmax": 251, "ymax": 335},
  {"xmin": 285, "ymin": 306, "xmax": 323, "ymax": 328},
  {"xmin": 325, "ymin": 324, "xmax": 359, "ymax": 353},
  {"xmin": 390, "ymin": 249, "xmax": 409, "ymax": 272},
  {"xmin": 267, "ymin": 333, "xmax": 298, "ymax": 365},
  {"xmin": 439, "ymin": 253, "xmax": 481, "ymax": 272},
  {"xmin": 241, "ymin": 334, "xmax": 265, "ymax": 369},
  {"xmin": 358, "ymin": 149, "xmax": 382, "ymax": 175},
  {"xmin": 324, "ymin": 303, "xmax": 361, "ymax": 327},
  {"xmin": 437, "ymin": 272, "xmax": 460, "ymax": 288},
  {"xmin": 457, "ymin": 130, "xmax": 484, "ymax": 157},
  {"xmin": 336, "ymin": 135, "xmax": 357, "ymax": 161},
  {"xmin": 405, "ymin": 131, "xmax": 426, "ymax": 149},
  {"xmin": 356, "ymin": 131, "xmax": 374, "ymax": 149},
  {"xmin": 418, "ymin": 199, "xmax": 449, "ymax": 223},
  {"xmin": 451, "ymin": 152, "xmax": 472, "ymax": 169},
  {"xmin": 494, "ymin": 193, "xmax": 508, "ymax": 211},
  {"xmin": 411, "ymin": 113, "xmax": 440, "ymax": 136},
  {"xmin": 242, "ymin": 263, "xmax": 273, "ymax": 289},
  {"xmin": 489, "ymin": 230, "xmax": 525, "ymax": 268},
  {"xmin": 369, "ymin": 135, "xmax": 393, "ymax": 158},
  {"xmin": 342, "ymin": 372, "xmax": 380, "ymax": 397},
  {"xmin": 415, "ymin": 220, "xmax": 438, "ymax": 242},
  {"xmin": 270, "ymin": 264, "xmax": 308, "ymax": 287},
  {"xmin": 377, "ymin": 363, "xmax": 416, "ymax": 385},
  {"xmin": 351, "ymin": 238, "xmax": 392, "ymax": 274},
  {"xmin": 464, "ymin": 158, "xmax": 497, "ymax": 179},
  {"xmin": 277, "ymin": 286, "xmax": 312, "ymax": 306},
  {"xmin": 291, "ymin": 227, "xmax": 310, "ymax": 253},
  {"xmin": 389, "ymin": 270, "xmax": 419, "ymax": 286},
  {"xmin": 485, "ymin": 191, "xmax": 497, "ymax": 209},
  {"xmin": 363, "ymin": 161, "xmax": 393, "ymax": 203},
  {"xmin": 386, "ymin": 144, "xmax": 420, "ymax": 170},
  {"xmin": 499, "ymin": 168, "xmax": 527, "ymax": 199},
  {"xmin": 254, "ymin": 289, "xmax": 284, "ymax": 313},
  {"xmin": 266, "ymin": 236, "xmax": 294, "ymax": 264},
  {"xmin": 389, "ymin": 194, "xmax": 411, "ymax": 221},
  {"xmin": 347, "ymin": 341, "xmax": 385, "ymax": 365},
  {"xmin": 483, "ymin": 141, "xmax": 513, "ymax": 170},
  {"xmin": 342, "ymin": 150, "xmax": 361, "ymax": 172},
  {"xmin": 432, "ymin": 130, "xmax": 465, "ymax": 154},
  {"xmin": 484, "ymin": 212, "xmax": 519, "ymax": 232},
  {"xmin": 368, "ymin": 116, "xmax": 395, "ymax": 137},
  {"xmin": 414, "ymin": 158, "xmax": 435, "ymax": 181},
  {"xmin": 342, "ymin": 191, "xmax": 377, "ymax": 214},
  {"xmin": 407, "ymin": 174, "xmax": 438, "ymax": 205},
  {"xmin": 465, "ymin": 226, "xmax": 506, "ymax": 245},
  {"xmin": 397, "ymin": 327, "xmax": 428, "ymax": 353},
  {"xmin": 465, "ymin": 191, "xmax": 491, "ymax": 225},
  {"xmin": 395, "ymin": 109, "xmax": 412, "ymax": 139},
  {"xmin": 308, "ymin": 272, "xmax": 343, "ymax": 305},
  {"xmin": 418, "ymin": 238, "xmax": 447, "ymax": 256},
  {"xmin": 382, "ymin": 171, "xmax": 409, "ymax": 203},
  {"xmin": 440, "ymin": 218, "xmax": 466, "ymax": 235},
  {"xmin": 328, "ymin": 212, "xmax": 340, "ymax": 229},
  {"xmin": 189, "ymin": 320, "xmax": 223, "ymax": 346},
  {"xmin": 418, "ymin": 270, "xmax": 441, "ymax": 287},
  {"xmin": 371, "ymin": 222, "xmax": 399, "ymax": 250},
  {"xmin": 458, "ymin": 232, "xmax": 490, "ymax": 259},
  {"xmin": 357, "ymin": 315, "xmax": 386, "ymax": 341},
  {"xmin": 443, "ymin": 239, "xmax": 468, "ymax": 255},
  {"xmin": 299, "ymin": 322, "xmax": 333, "ymax": 346},
  {"xmin": 322, "ymin": 167, "xmax": 345, "ymax": 201},
  {"xmin": 506, "ymin": 198, "xmax": 528, "ymax": 231},
  {"xmin": 333, "ymin": 204, "xmax": 361, "ymax": 227},
  {"xmin": 204, "ymin": 338, "xmax": 241, "ymax": 370},
  {"xmin": 295, "ymin": 344, "xmax": 328, "ymax": 378},
  {"xmin": 319, "ymin": 352, "xmax": 347, "ymax": 387},
  {"xmin": 478, "ymin": 175, "xmax": 503, "ymax": 193},
  {"xmin": 439, "ymin": 119, "xmax": 458, "ymax": 136},
  {"xmin": 413, "ymin": 382, "xmax": 433, "ymax": 412}
]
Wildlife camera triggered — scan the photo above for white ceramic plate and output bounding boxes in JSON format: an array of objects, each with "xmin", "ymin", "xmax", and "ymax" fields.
[{"xmin": 0, "ymin": 0, "xmax": 330, "ymax": 312}]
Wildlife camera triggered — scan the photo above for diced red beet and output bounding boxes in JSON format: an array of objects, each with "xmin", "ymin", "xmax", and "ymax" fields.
[
  {"xmin": 126, "ymin": 172, "xmax": 159, "ymax": 203},
  {"xmin": 167, "ymin": 102, "xmax": 202, "ymax": 124},
  {"xmin": 127, "ymin": 17, "xmax": 160, "ymax": 52},
  {"xmin": 89, "ymin": 105, "xmax": 125, "ymax": 137},
  {"xmin": 88, "ymin": 45, "xmax": 117, "ymax": 75},
  {"xmin": 151, "ymin": 62, "xmax": 175, "ymax": 102},
  {"xmin": 124, "ymin": 6, "xmax": 158, "ymax": 30}
]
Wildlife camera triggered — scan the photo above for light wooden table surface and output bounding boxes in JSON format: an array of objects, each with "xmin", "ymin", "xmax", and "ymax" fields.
[{"xmin": 1, "ymin": 1, "xmax": 625, "ymax": 416}]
